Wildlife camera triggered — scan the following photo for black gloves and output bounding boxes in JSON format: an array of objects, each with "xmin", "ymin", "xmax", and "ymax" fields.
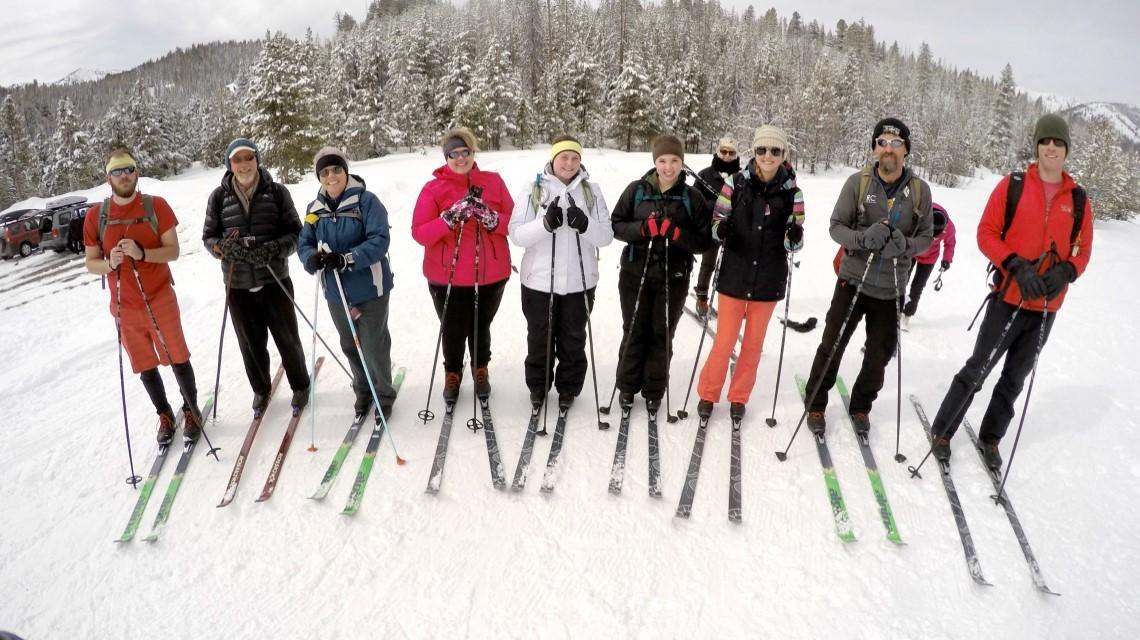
[
  {"xmin": 566, "ymin": 198, "xmax": 588, "ymax": 233},
  {"xmin": 306, "ymin": 252, "xmax": 326, "ymax": 271},
  {"xmin": 860, "ymin": 222, "xmax": 891, "ymax": 251},
  {"xmin": 324, "ymin": 252, "xmax": 351, "ymax": 272},
  {"xmin": 941, "ymin": 260, "xmax": 951, "ymax": 271},
  {"xmin": 247, "ymin": 239, "xmax": 280, "ymax": 266},
  {"xmin": 1042, "ymin": 261, "xmax": 1077, "ymax": 300},
  {"xmin": 543, "ymin": 197, "xmax": 563, "ymax": 232},
  {"xmin": 881, "ymin": 227, "xmax": 908, "ymax": 259},
  {"xmin": 712, "ymin": 216, "xmax": 733, "ymax": 243},
  {"xmin": 784, "ymin": 222, "xmax": 804, "ymax": 252},
  {"xmin": 1005, "ymin": 256, "xmax": 1047, "ymax": 301}
]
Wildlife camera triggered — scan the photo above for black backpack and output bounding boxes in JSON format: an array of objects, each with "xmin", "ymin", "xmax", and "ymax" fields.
[{"xmin": 1002, "ymin": 171, "xmax": 1087, "ymax": 256}]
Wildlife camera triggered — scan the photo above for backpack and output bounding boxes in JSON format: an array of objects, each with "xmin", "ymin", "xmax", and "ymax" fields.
[
  {"xmin": 529, "ymin": 174, "xmax": 597, "ymax": 216},
  {"xmin": 1002, "ymin": 171, "xmax": 1087, "ymax": 257},
  {"xmin": 854, "ymin": 163, "xmax": 923, "ymax": 221},
  {"xmin": 97, "ymin": 195, "xmax": 158, "ymax": 244},
  {"xmin": 633, "ymin": 182, "xmax": 691, "ymax": 218}
]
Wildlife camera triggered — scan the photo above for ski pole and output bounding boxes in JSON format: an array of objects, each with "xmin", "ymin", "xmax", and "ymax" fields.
[
  {"xmin": 306, "ymin": 269, "xmax": 321, "ymax": 452},
  {"xmin": 466, "ymin": 223, "xmax": 484, "ymax": 432},
  {"xmin": 262, "ymin": 263, "xmax": 353, "ymax": 380},
  {"xmin": 664, "ymin": 232, "xmax": 677, "ymax": 422},
  {"xmin": 908, "ymin": 301, "xmax": 1024, "ymax": 479},
  {"xmin": 601, "ymin": 235, "xmax": 655, "ymax": 416},
  {"xmin": 765, "ymin": 253, "xmax": 795, "ymax": 427},
  {"xmin": 676, "ymin": 241, "xmax": 724, "ymax": 420},
  {"xmin": 210, "ymin": 229, "xmax": 239, "ymax": 424},
  {"xmin": 419, "ymin": 223, "xmax": 465, "ymax": 424},
  {"xmin": 993, "ymin": 308, "xmax": 1050, "ymax": 503},
  {"xmin": 113, "ymin": 264, "xmax": 141, "ymax": 488},
  {"xmin": 573, "ymin": 224, "xmax": 605, "ymax": 431},
  {"xmin": 126, "ymin": 258, "xmax": 220, "ymax": 460},
  {"xmin": 891, "ymin": 257, "xmax": 906, "ymax": 463},
  {"xmin": 776, "ymin": 257, "xmax": 875, "ymax": 461},
  {"xmin": 331, "ymin": 269, "xmax": 406, "ymax": 465},
  {"xmin": 539, "ymin": 211, "xmax": 558, "ymax": 437}
]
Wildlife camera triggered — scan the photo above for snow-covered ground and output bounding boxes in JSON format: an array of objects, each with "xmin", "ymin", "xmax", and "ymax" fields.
[{"xmin": 1, "ymin": 149, "xmax": 1136, "ymax": 639}]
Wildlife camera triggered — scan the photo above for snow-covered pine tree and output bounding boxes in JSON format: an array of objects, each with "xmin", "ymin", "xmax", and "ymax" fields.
[
  {"xmin": 608, "ymin": 52, "xmax": 655, "ymax": 152},
  {"xmin": 454, "ymin": 37, "xmax": 522, "ymax": 150},
  {"xmin": 986, "ymin": 63, "xmax": 1017, "ymax": 173},
  {"xmin": 1071, "ymin": 115, "xmax": 1136, "ymax": 221},
  {"xmin": 46, "ymin": 98, "xmax": 94, "ymax": 193},
  {"xmin": 243, "ymin": 31, "xmax": 323, "ymax": 182},
  {"xmin": 0, "ymin": 95, "xmax": 39, "ymax": 199}
]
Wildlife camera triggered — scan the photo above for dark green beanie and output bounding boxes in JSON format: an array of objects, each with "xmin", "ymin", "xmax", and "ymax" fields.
[{"xmin": 1033, "ymin": 113, "xmax": 1070, "ymax": 157}]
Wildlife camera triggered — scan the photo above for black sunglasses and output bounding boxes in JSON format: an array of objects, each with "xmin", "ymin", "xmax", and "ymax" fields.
[
  {"xmin": 754, "ymin": 146, "xmax": 783, "ymax": 157},
  {"xmin": 1039, "ymin": 137, "xmax": 1067, "ymax": 148},
  {"xmin": 109, "ymin": 166, "xmax": 137, "ymax": 177}
]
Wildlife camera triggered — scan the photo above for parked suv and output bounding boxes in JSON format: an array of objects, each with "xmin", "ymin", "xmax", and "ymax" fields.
[
  {"xmin": 1, "ymin": 213, "xmax": 44, "ymax": 259},
  {"xmin": 37, "ymin": 195, "xmax": 90, "ymax": 253}
]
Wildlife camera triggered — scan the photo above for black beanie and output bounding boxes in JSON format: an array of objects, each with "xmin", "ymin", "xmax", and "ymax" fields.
[
  {"xmin": 872, "ymin": 117, "xmax": 911, "ymax": 154},
  {"xmin": 314, "ymin": 147, "xmax": 349, "ymax": 178}
]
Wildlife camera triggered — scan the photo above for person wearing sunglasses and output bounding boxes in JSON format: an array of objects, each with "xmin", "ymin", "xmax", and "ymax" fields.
[
  {"xmin": 695, "ymin": 125, "xmax": 804, "ymax": 423},
  {"xmin": 609, "ymin": 134, "xmax": 712, "ymax": 413},
  {"xmin": 83, "ymin": 148, "xmax": 205, "ymax": 445},
  {"xmin": 298, "ymin": 147, "xmax": 399, "ymax": 422},
  {"xmin": 692, "ymin": 136, "xmax": 741, "ymax": 317},
  {"xmin": 202, "ymin": 138, "xmax": 310, "ymax": 416},
  {"xmin": 928, "ymin": 113, "xmax": 1094, "ymax": 469},
  {"xmin": 802, "ymin": 117, "xmax": 933, "ymax": 438},
  {"xmin": 411, "ymin": 127, "xmax": 514, "ymax": 401}
]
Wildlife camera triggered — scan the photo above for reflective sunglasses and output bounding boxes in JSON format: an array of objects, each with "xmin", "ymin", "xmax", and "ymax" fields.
[
  {"xmin": 447, "ymin": 148, "xmax": 473, "ymax": 160},
  {"xmin": 318, "ymin": 165, "xmax": 345, "ymax": 178},
  {"xmin": 875, "ymin": 138, "xmax": 906, "ymax": 149},
  {"xmin": 231, "ymin": 153, "xmax": 256, "ymax": 164},
  {"xmin": 1039, "ymin": 137, "xmax": 1067, "ymax": 148},
  {"xmin": 109, "ymin": 166, "xmax": 137, "ymax": 177},
  {"xmin": 754, "ymin": 146, "xmax": 784, "ymax": 157}
]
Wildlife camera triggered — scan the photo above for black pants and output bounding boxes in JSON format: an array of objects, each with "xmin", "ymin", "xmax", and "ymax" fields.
[
  {"xmin": 616, "ymin": 268, "xmax": 687, "ymax": 401},
  {"xmin": 904, "ymin": 262, "xmax": 936, "ymax": 316},
  {"xmin": 521, "ymin": 285, "xmax": 595, "ymax": 397},
  {"xmin": 329, "ymin": 293, "xmax": 397, "ymax": 408},
  {"xmin": 805, "ymin": 279, "xmax": 899, "ymax": 414},
  {"xmin": 228, "ymin": 278, "xmax": 310, "ymax": 395},
  {"xmin": 429, "ymin": 279, "xmax": 507, "ymax": 373},
  {"xmin": 694, "ymin": 246, "xmax": 718, "ymax": 296},
  {"xmin": 931, "ymin": 298, "xmax": 1054, "ymax": 444}
]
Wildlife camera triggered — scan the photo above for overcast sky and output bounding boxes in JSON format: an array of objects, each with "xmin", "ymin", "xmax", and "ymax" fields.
[{"xmin": 1, "ymin": 0, "xmax": 1137, "ymax": 106}]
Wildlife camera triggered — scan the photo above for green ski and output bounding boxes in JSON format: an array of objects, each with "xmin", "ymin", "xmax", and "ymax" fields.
[
  {"xmin": 795, "ymin": 375, "xmax": 856, "ymax": 542},
  {"xmin": 836, "ymin": 376, "xmax": 903, "ymax": 544}
]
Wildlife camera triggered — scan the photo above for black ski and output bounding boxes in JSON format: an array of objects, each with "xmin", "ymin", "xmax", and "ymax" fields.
[
  {"xmin": 424, "ymin": 401, "xmax": 456, "ymax": 494},
  {"xmin": 963, "ymin": 419, "xmax": 1059, "ymax": 595},
  {"xmin": 478, "ymin": 396, "xmax": 507, "ymax": 490},
  {"xmin": 539, "ymin": 405, "xmax": 571, "ymax": 493},
  {"xmin": 910, "ymin": 395, "xmax": 992, "ymax": 586},
  {"xmin": 647, "ymin": 404, "xmax": 662, "ymax": 497},
  {"xmin": 675, "ymin": 416, "xmax": 709, "ymax": 518},
  {"xmin": 728, "ymin": 414, "xmax": 743, "ymax": 523},
  {"xmin": 608, "ymin": 404, "xmax": 633, "ymax": 494},
  {"xmin": 511, "ymin": 404, "xmax": 543, "ymax": 491}
]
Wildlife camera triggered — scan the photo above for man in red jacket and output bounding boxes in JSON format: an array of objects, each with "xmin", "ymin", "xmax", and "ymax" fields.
[{"xmin": 930, "ymin": 114, "xmax": 1093, "ymax": 470}]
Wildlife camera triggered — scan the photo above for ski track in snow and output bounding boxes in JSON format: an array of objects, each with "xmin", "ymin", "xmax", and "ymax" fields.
[{"xmin": 1, "ymin": 151, "xmax": 1138, "ymax": 638}]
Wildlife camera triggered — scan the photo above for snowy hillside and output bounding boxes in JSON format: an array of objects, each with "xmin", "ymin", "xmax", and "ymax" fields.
[
  {"xmin": 53, "ymin": 67, "xmax": 117, "ymax": 85},
  {"xmin": 1, "ymin": 150, "xmax": 1137, "ymax": 639},
  {"xmin": 1067, "ymin": 102, "xmax": 1140, "ymax": 146}
]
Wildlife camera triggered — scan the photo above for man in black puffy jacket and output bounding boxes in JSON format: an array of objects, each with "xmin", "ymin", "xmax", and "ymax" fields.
[{"xmin": 202, "ymin": 138, "xmax": 310, "ymax": 415}]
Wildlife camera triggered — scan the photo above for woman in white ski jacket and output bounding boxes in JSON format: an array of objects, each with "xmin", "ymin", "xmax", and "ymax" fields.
[{"xmin": 509, "ymin": 135, "xmax": 613, "ymax": 409}]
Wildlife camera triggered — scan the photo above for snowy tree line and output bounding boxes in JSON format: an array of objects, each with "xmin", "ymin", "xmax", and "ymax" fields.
[{"xmin": 1, "ymin": 0, "xmax": 1137, "ymax": 219}]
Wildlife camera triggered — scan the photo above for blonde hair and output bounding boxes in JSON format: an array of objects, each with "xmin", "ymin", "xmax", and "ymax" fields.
[{"xmin": 440, "ymin": 127, "xmax": 479, "ymax": 152}]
